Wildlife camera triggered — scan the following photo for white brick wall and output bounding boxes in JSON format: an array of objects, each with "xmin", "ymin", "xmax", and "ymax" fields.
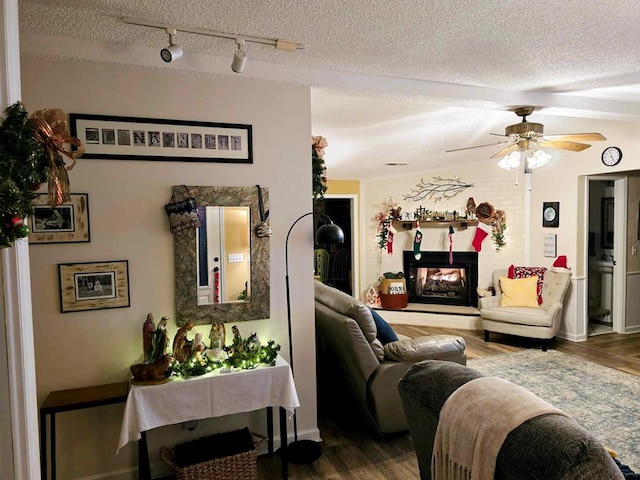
[{"xmin": 360, "ymin": 162, "xmax": 526, "ymax": 300}]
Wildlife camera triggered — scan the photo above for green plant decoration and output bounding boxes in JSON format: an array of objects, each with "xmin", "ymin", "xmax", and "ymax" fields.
[
  {"xmin": 0, "ymin": 102, "xmax": 49, "ymax": 247},
  {"xmin": 312, "ymin": 136, "xmax": 328, "ymax": 200},
  {"xmin": 0, "ymin": 101, "xmax": 84, "ymax": 248}
]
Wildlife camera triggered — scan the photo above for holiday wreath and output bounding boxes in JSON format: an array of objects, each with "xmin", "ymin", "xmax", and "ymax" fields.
[{"xmin": 0, "ymin": 102, "xmax": 83, "ymax": 248}]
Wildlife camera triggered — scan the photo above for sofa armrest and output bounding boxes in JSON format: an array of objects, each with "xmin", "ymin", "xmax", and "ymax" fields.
[
  {"xmin": 383, "ymin": 335, "xmax": 466, "ymax": 363},
  {"xmin": 479, "ymin": 296, "xmax": 500, "ymax": 310}
]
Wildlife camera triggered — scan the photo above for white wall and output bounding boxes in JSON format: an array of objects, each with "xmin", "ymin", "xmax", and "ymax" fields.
[
  {"xmin": 23, "ymin": 58, "xmax": 316, "ymax": 479},
  {"xmin": 361, "ymin": 163, "xmax": 527, "ymax": 300},
  {"xmin": 527, "ymin": 117, "xmax": 640, "ymax": 339}
]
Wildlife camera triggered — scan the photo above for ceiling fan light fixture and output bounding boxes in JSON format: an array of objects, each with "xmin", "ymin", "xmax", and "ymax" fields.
[
  {"xmin": 497, "ymin": 150, "xmax": 521, "ymax": 170},
  {"xmin": 527, "ymin": 149, "xmax": 552, "ymax": 169}
]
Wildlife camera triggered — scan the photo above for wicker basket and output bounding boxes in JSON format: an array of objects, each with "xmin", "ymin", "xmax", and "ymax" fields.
[{"xmin": 159, "ymin": 431, "xmax": 266, "ymax": 480}]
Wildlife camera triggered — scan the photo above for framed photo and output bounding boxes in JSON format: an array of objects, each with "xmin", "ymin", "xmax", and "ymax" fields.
[
  {"xmin": 542, "ymin": 201, "xmax": 559, "ymax": 228},
  {"xmin": 58, "ymin": 260, "xmax": 130, "ymax": 313},
  {"xmin": 29, "ymin": 193, "xmax": 90, "ymax": 244},
  {"xmin": 69, "ymin": 114, "xmax": 252, "ymax": 164}
]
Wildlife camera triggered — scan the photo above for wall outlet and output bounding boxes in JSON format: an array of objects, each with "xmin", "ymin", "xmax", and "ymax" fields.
[
  {"xmin": 632, "ymin": 245, "xmax": 638, "ymax": 256},
  {"xmin": 228, "ymin": 253, "xmax": 244, "ymax": 263}
]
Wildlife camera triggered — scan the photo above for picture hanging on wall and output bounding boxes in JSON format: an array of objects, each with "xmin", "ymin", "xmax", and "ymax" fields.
[
  {"xmin": 29, "ymin": 193, "xmax": 90, "ymax": 244},
  {"xmin": 69, "ymin": 113, "xmax": 252, "ymax": 164},
  {"xmin": 58, "ymin": 260, "xmax": 130, "ymax": 313}
]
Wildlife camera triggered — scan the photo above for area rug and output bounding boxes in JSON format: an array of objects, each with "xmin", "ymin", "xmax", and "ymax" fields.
[{"xmin": 468, "ymin": 349, "xmax": 640, "ymax": 471}]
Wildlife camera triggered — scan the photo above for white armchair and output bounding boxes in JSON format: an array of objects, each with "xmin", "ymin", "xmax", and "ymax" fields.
[{"xmin": 479, "ymin": 268, "xmax": 571, "ymax": 350}]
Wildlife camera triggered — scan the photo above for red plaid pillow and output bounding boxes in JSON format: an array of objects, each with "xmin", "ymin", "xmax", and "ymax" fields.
[{"xmin": 508, "ymin": 265, "xmax": 547, "ymax": 305}]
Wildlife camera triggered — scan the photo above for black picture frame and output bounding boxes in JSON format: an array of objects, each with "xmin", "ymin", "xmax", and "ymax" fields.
[
  {"xmin": 601, "ymin": 197, "xmax": 614, "ymax": 249},
  {"xmin": 542, "ymin": 201, "xmax": 560, "ymax": 228},
  {"xmin": 69, "ymin": 113, "xmax": 252, "ymax": 164}
]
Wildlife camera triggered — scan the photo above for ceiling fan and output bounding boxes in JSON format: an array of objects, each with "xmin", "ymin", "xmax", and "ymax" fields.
[{"xmin": 446, "ymin": 106, "xmax": 607, "ymax": 162}]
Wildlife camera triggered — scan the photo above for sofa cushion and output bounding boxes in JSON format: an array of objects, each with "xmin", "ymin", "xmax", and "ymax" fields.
[
  {"xmin": 499, "ymin": 276, "xmax": 539, "ymax": 308},
  {"xmin": 480, "ymin": 305, "xmax": 554, "ymax": 327},
  {"xmin": 368, "ymin": 307, "xmax": 399, "ymax": 345},
  {"xmin": 384, "ymin": 335, "xmax": 466, "ymax": 362},
  {"xmin": 508, "ymin": 265, "xmax": 547, "ymax": 304}
]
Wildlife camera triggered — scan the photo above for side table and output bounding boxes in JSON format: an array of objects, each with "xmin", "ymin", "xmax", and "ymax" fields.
[{"xmin": 40, "ymin": 381, "xmax": 130, "ymax": 480}]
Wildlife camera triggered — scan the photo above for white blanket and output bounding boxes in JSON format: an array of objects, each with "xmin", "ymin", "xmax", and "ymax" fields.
[
  {"xmin": 432, "ymin": 376, "xmax": 568, "ymax": 480},
  {"xmin": 117, "ymin": 355, "xmax": 299, "ymax": 453}
]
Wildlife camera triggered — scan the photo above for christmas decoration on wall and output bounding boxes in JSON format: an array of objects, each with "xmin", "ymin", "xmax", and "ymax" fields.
[
  {"xmin": 374, "ymin": 197, "xmax": 402, "ymax": 251},
  {"xmin": 312, "ymin": 135, "xmax": 328, "ymax": 200},
  {"xmin": 472, "ymin": 202, "xmax": 508, "ymax": 251},
  {"xmin": 403, "ymin": 176, "xmax": 474, "ymax": 203},
  {"xmin": 0, "ymin": 102, "xmax": 83, "ymax": 248}
]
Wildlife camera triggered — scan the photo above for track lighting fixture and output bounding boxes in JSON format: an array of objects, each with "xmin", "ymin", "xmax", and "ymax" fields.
[
  {"xmin": 231, "ymin": 39, "xmax": 247, "ymax": 73},
  {"xmin": 160, "ymin": 28, "xmax": 183, "ymax": 63},
  {"xmin": 123, "ymin": 18, "xmax": 305, "ymax": 71}
]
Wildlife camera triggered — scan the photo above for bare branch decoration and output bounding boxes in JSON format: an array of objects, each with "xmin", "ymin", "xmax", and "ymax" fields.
[{"xmin": 403, "ymin": 176, "xmax": 474, "ymax": 202}]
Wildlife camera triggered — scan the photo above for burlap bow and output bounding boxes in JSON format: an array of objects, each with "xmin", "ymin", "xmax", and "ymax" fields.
[
  {"xmin": 29, "ymin": 109, "xmax": 84, "ymax": 208},
  {"xmin": 312, "ymin": 135, "xmax": 328, "ymax": 158}
]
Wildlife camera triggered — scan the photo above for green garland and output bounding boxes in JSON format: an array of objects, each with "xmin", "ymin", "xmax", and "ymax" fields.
[
  {"xmin": 0, "ymin": 102, "xmax": 49, "ymax": 247},
  {"xmin": 169, "ymin": 340, "xmax": 281, "ymax": 378},
  {"xmin": 312, "ymin": 147, "xmax": 327, "ymax": 200}
]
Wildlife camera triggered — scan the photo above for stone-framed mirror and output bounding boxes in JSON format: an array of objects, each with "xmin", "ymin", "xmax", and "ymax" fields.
[{"xmin": 174, "ymin": 185, "xmax": 270, "ymax": 326}]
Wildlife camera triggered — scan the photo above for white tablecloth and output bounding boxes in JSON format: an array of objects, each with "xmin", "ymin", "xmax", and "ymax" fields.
[{"xmin": 117, "ymin": 355, "xmax": 299, "ymax": 452}]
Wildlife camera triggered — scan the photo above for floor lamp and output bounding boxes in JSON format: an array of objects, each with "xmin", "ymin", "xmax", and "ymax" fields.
[{"xmin": 285, "ymin": 212, "xmax": 344, "ymax": 463}]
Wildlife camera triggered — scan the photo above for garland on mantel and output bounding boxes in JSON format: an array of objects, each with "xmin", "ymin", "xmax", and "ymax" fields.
[{"xmin": 0, "ymin": 102, "xmax": 84, "ymax": 248}]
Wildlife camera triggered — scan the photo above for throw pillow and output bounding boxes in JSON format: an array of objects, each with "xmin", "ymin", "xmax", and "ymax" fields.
[
  {"xmin": 499, "ymin": 276, "xmax": 540, "ymax": 308},
  {"xmin": 368, "ymin": 307, "xmax": 399, "ymax": 345},
  {"xmin": 508, "ymin": 265, "xmax": 547, "ymax": 305}
]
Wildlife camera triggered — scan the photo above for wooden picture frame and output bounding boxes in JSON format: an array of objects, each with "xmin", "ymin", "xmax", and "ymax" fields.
[
  {"xmin": 29, "ymin": 193, "xmax": 90, "ymax": 244},
  {"xmin": 69, "ymin": 113, "xmax": 252, "ymax": 163},
  {"xmin": 59, "ymin": 260, "xmax": 130, "ymax": 313}
]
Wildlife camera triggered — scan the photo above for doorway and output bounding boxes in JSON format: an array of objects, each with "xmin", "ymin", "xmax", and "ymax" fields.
[
  {"xmin": 586, "ymin": 176, "xmax": 627, "ymax": 336},
  {"xmin": 314, "ymin": 195, "xmax": 358, "ymax": 296}
]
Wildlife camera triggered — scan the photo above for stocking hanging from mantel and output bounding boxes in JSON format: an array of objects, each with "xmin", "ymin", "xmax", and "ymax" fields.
[
  {"xmin": 448, "ymin": 225, "xmax": 455, "ymax": 265},
  {"xmin": 387, "ymin": 224, "xmax": 396, "ymax": 254},
  {"xmin": 413, "ymin": 221, "xmax": 422, "ymax": 260}
]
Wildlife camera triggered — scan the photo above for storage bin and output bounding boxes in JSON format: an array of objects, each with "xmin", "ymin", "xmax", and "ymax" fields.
[
  {"xmin": 159, "ymin": 428, "xmax": 266, "ymax": 480},
  {"xmin": 379, "ymin": 292, "xmax": 408, "ymax": 309}
]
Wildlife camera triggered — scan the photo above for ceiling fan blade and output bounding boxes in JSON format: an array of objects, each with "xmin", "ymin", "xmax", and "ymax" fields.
[
  {"xmin": 537, "ymin": 140, "xmax": 591, "ymax": 151},
  {"xmin": 489, "ymin": 143, "xmax": 521, "ymax": 160},
  {"xmin": 543, "ymin": 132, "xmax": 606, "ymax": 142},
  {"xmin": 446, "ymin": 140, "xmax": 515, "ymax": 153}
]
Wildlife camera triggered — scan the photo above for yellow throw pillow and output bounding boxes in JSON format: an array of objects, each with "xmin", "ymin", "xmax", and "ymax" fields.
[{"xmin": 499, "ymin": 276, "xmax": 540, "ymax": 308}]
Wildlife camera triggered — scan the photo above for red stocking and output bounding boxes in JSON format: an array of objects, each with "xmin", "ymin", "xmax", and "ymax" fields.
[{"xmin": 472, "ymin": 222, "xmax": 492, "ymax": 252}]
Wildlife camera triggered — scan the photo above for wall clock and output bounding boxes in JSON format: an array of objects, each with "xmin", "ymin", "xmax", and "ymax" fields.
[
  {"xmin": 542, "ymin": 202, "xmax": 559, "ymax": 228},
  {"xmin": 601, "ymin": 146, "xmax": 622, "ymax": 167}
]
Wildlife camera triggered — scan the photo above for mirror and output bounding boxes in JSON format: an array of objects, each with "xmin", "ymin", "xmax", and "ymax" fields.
[
  {"xmin": 601, "ymin": 196, "xmax": 614, "ymax": 249},
  {"xmin": 197, "ymin": 206, "xmax": 251, "ymax": 305},
  {"xmin": 175, "ymin": 186, "xmax": 270, "ymax": 326}
]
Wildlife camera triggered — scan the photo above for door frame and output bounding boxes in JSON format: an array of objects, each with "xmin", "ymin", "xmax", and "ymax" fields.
[
  {"xmin": 584, "ymin": 175, "xmax": 627, "ymax": 335},
  {"xmin": 323, "ymin": 193, "xmax": 360, "ymax": 299}
]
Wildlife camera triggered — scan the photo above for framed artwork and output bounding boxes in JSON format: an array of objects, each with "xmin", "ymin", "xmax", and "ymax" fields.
[
  {"xmin": 544, "ymin": 233, "xmax": 557, "ymax": 258},
  {"xmin": 58, "ymin": 260, "xmax": 130, "ymax": 313},
  {"xmin": 69, "ymin": 113, "xmax": 252, "ymax": 164},
  {"xmin": 29, "ymin": 193, "xmax": 90, "ymax": 244},
  {"xmin": 542, "ymin": 201, "xmax": 559, "ymax": 228}
]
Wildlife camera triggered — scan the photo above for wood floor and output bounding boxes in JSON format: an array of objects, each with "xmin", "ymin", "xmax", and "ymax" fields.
[
  {"xmin": 257, "ymin": 328, "xmax": 640, "ymax": 480},
  {"xmin": 170, "ymin": 327, "xmax": 640, "ymax": 479}
]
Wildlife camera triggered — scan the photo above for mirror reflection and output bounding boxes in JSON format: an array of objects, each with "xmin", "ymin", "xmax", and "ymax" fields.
[
  {"xmin": 197, "ymin": 206, "xmax": 251, "ymax": 305},
  {"xmin": 175, "ymin": 185, "xmax": 270, "ymax": 326}
]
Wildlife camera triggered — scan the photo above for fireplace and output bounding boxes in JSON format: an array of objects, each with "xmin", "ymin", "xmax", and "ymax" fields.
[{"xmin": 403, "ymin": 251, "xmax": 478, "ymax": 307}]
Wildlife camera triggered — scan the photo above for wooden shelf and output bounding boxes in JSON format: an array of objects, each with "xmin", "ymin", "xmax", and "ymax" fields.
[{"xmin": 392, "ymin": 219, "xmax": 479, "ymax": 230}]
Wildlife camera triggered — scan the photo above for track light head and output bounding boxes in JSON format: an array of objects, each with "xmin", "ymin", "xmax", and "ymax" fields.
[
  {"xmin": 161, "ymin": 28, "xmax": 183, "ymax": 63},
  {"xmin": 161, "ymin": 43, "xmax": 183, "ymax": 63},
  {"xmin": 231, "ymin": 39, "xmax": 247, "ymax": 73}
]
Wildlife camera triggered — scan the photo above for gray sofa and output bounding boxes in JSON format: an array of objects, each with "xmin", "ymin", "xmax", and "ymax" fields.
[
  {"xmin": 399, "ymin": 360, "xmax": 623, "ymax": 480},
  {"xmin": 314, "ymin": 280, "xmax": 466, "ymax": 435}
]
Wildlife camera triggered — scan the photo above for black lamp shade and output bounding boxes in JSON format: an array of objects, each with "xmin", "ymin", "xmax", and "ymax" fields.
[{"xmin": 315, "ymin": 221, "xmax": 344, "ymax": 245}]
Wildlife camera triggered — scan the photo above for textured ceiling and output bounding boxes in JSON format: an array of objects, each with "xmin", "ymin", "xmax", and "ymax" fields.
[{"xmin": 19, "ymin": 0, "xmax": 640, "ymax": 180}]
